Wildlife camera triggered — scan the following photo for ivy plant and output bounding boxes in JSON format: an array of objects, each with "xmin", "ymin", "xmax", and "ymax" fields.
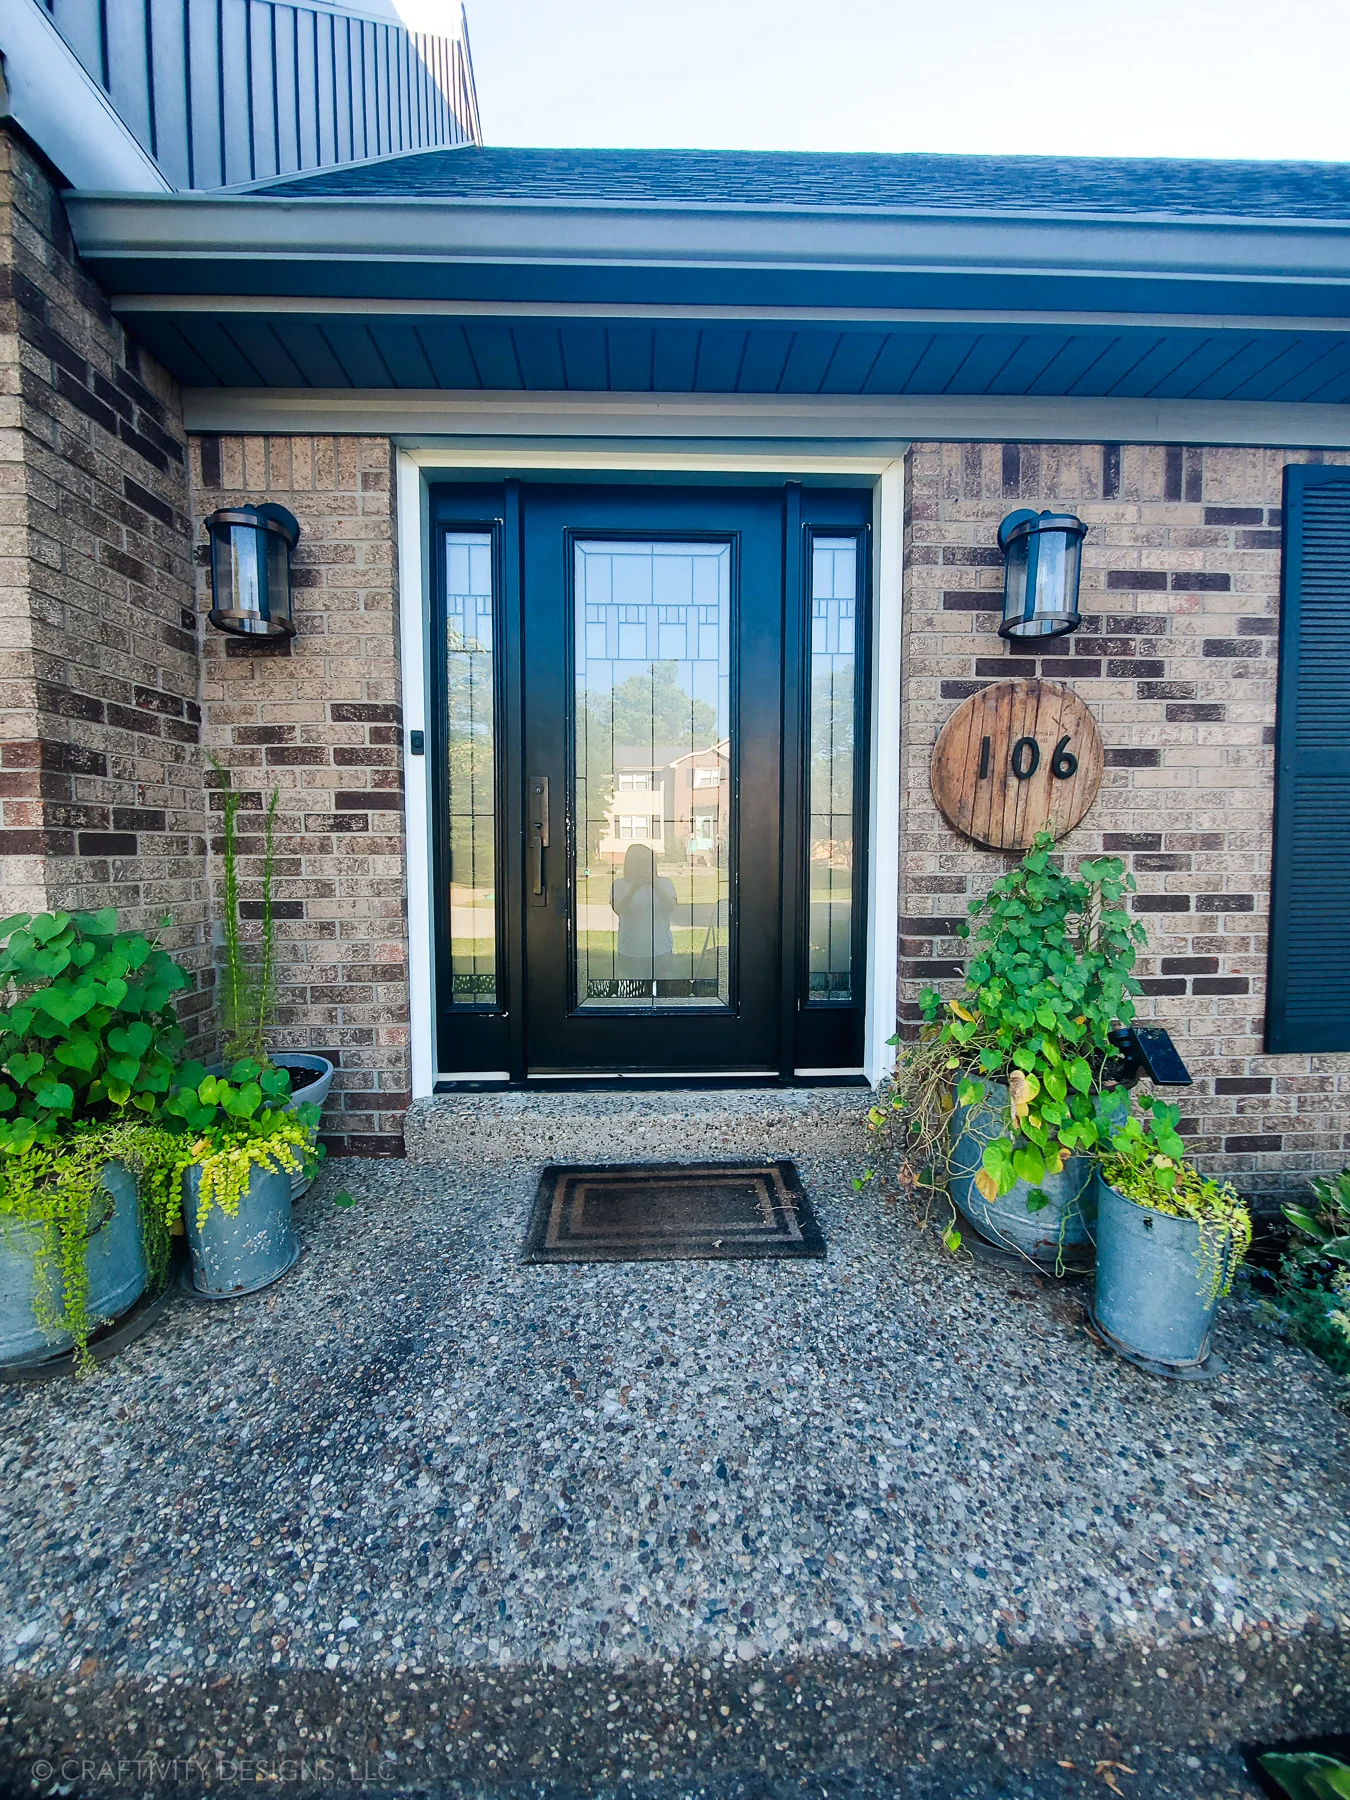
[
  {"xmin": 870, "ymin": 833, "xmax": 1144, "ymax": 1231},
  {"xmin": 166, "ymin": 1057, "xmax": 321, "ymax": 1227},
  {"xmin": 1098, "ymin": 1097, "xmax": 1251, "ymax": 1303},
  {"xmin": 942, "ymin": 833, "xmax": 1143, "ymax": 1198},
  {"xmin": 0, "ymin": 910, "xmax": 189, "ymax": 1152}
]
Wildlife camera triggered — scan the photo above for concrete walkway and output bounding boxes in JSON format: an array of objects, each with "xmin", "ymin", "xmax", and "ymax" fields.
[{"xmin": 1, "ymin": 1107, "xmax": 1347, "ymax": 1797}]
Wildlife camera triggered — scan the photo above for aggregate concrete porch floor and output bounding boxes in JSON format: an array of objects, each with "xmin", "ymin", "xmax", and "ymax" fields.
[{"xmin": 0, "ymin": 1116, "xmax": 1348, "ymax": 1799}]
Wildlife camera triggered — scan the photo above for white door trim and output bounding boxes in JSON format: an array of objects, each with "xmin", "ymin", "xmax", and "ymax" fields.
[
  {"xmin": 396, "ymin": 442, "xmax": 905, "ymax": 1095},
  {"xmin": 396, "ymin": 452, "xmax": 437, "ymax": 1100}
]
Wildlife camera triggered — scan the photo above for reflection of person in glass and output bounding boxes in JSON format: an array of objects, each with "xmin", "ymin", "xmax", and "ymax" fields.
[{"xmin": 612, "ymin": 843, "xmax": 679, "ymax": 979}]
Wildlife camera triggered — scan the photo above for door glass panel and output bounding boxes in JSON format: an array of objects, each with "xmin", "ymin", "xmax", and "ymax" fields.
[
  {"xmin": 444, "ymin": 531, "xmax": 498, "ymax": 1007},
  {"xmin": 573, "ymin": 539, "xmax": 731, "ymax": 1010},
  {"xmin": 807, "ymin": 536, "xmax": 859, "ymax": 1001}
]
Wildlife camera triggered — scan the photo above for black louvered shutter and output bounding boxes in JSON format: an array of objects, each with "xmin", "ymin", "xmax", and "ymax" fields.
[{"xmin": 1267, "ymin": 465, "xmax": 1350, "ymax": 1053}]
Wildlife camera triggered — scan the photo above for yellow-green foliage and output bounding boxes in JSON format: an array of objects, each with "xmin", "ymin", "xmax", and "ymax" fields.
[
  {"xmin": 186, "ymin": 1115, "xmax": 312, "ymax": 1227},
  {"xmin": 0, "ymin": 1121, "xmax": 182, "ymax": 1368},
  {"xmin": 1100, "ymin": 1101, "xmax": 1251, "ymax": 1305}
]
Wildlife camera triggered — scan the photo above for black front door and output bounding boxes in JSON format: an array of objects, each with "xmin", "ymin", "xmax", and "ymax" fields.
[
  {"xmin": 429, "ymin": 479, "xmax": 871, "ymax": 1079},
  {"xmin": 522, "ymin": 485, "xmax": 782, "ymax": 1073}
]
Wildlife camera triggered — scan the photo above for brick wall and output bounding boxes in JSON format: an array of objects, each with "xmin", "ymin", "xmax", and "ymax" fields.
[
  {"xmin": 0, "ymin": 126, "xmax": 210, "ymax": 1043},
  {"xmin": 190, "ymin": 433, "xmax": 408, "ymax": 1155},
  {"xmin": 900, "ymin": 441, "xmax": 1350, "ymax": 1201}
]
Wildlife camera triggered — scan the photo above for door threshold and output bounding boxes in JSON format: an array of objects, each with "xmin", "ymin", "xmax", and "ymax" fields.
[{"xmin": 432, "ymin": 1072, "xmax": 872, "ymax": 1094}]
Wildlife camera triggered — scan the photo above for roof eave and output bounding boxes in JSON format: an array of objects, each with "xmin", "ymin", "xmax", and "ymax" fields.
[{"xmin": 63, "ymin": 191, "xmax": 1350, "ymax": 318}]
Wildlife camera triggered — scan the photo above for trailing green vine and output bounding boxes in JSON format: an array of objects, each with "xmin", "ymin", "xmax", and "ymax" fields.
[
  {"xmin": 0, "ymin": 1119, "xmax": 182, "ymax": 1369},
  {"xmin": 165, "ymin": 1057, "xmax": 321, "ymax": 1228},
  {"xmin": 181, "ymin": 1118, "xmax": 312, "ymax": 1228},
  {"xmin": 868, "ymin": 833, "xmax": 1143, "ymax": 1247},
  {"xmin": 1098, "ymin": 1098, "xmax": 1251, "ymax": 1303}
]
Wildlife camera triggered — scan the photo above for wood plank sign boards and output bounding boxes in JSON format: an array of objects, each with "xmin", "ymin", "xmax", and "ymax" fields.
[{"xmin": 930, "ymin": 678, "xmax": 1104, "ymax": 851}]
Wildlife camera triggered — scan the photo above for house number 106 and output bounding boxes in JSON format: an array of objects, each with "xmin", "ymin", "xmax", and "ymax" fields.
[{"xmin": 977, "ymin": 733, "xmax": 1079, "ymax": 782}]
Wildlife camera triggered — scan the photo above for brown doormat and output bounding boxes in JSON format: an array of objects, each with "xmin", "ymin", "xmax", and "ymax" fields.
[{"xmin": 522, "ymin": 1161, "xmax": 825, "ymax": 1264}]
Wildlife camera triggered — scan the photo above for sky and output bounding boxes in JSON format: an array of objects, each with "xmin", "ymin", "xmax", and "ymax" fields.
[{"xmin": 428, "ymin": 0, "xmax": 1350, "ymax": 163}]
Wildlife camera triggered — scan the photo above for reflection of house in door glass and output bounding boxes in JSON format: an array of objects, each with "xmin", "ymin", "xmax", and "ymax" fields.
[
  {"xmin": 573, "ymin": 539, "xmax": 732, "ymax": 1012},
  {"xmin": 595, "ymin": 740, "xmax": 729, "ymax": 866}
]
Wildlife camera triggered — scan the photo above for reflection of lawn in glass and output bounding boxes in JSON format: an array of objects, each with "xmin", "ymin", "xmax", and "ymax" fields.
[
  {"xmin": 577, "ymin": 929, "xmax": 727, "ymax": 956},
  {"xmin": 576, "ymin": 868, "xmax": 727, "ymax": 908}
]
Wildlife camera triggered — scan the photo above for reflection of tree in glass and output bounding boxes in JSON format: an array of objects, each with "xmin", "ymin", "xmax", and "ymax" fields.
[
  {"xmin": 810, "ymin": 654, "xmax": 854, "ymax": 860},
  {"xmin": 579, "ymin": 661, "xmax": 719, "ymax": 862},
  {"xmin": 446, "ymin": 619, "xmax": 495, "ymax": 884}
]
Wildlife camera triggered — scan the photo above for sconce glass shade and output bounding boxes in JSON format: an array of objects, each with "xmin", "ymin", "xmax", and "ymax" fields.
[
  {"xmin": 206, "ymin": 504, "xmax": 300, "ymax": 638},
  {"xmin": 997, "ymin": 509, "xmax": 1087, "ymax": 640}
]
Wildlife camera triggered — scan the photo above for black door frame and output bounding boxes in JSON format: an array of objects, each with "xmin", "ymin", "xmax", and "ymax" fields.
[{"xmin": 427, "ymin": 475, "xmax": 872, "ymax": 1082}]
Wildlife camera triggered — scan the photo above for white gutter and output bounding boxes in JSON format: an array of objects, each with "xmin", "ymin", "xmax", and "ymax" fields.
[{"xmin": 63, "ymin": 192, "xmax": 1350, "ymax": 292}]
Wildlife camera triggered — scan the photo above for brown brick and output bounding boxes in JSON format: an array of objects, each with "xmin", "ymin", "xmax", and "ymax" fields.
[
  {"xmin": 1106, "ymin": 570, "xmax": 1168, "ymax": 590},
  {"xmin": 1166, "ymin": 703, "xmax": 1226, "ymax": 722},
  {"xmin": 1104, "ymin": 748, "xmax": 1160, "ymax": 768},
  {"xmin": 78, "ymin": 832, "xmax": 138, "ymax": 856},
  {"xmin": 1202, "ymin": 640, "xmax": 1263, "ymax": 659},
  {"xmin": 330, "ymin": 702, "xmax": 403, "ymax": 724},
  {"xmin": 1103, "ymin": 834, "xmax": 1163, "ymax": 852},
  {"xmin": 1172, "ymin": 572, "xmax": 1231, "ymax": 592},
  {"xmin": 264, "ymin": 746, "xmax": 331, "ymax": 765}
]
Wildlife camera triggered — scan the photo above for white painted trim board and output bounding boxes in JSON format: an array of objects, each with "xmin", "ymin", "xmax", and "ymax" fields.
[{"xmin": 396, "ymin": 442, "xmax": 906, "ymax": 1097}]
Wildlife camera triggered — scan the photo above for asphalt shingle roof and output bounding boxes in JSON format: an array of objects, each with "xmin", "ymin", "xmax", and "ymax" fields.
[{"xmin": 256, "ymin": 145, "xmax": 1350, "ymax": 221}]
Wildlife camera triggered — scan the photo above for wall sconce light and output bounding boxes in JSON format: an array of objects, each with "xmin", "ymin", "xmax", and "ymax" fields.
[
  {"xmin": 997, "ymin": 509, "xmax": 1087, "ymax": 641},
  {"xmin": 205, "ymin": 505, "xmax": 300, "ymax": 639}
]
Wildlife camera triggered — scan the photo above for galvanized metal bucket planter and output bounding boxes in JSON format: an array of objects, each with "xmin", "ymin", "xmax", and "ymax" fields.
[
  {"xmin": 0, "ymin": 1161, "xmax": 147, "ymax": 1369},
  {"xmin": 949, "ymin": 1078, "xmax": 1094, "ymax": 1268},
  {"xmin": 273, "ymin": 1054, "xmax": 333, "ymax": 1198},
  {"xmin": 1089, "ymin": 1173, "xmax": 1227, "ymax": 1379},
  {"xmin": 182, "ymin": 1160, "xmax": 300, "ymax": 1299}
]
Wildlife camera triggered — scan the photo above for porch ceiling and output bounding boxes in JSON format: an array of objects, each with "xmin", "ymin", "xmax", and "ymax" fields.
[{"xmin": 112, "ymin": 307, "xmax": 1350, "ymax": 403}]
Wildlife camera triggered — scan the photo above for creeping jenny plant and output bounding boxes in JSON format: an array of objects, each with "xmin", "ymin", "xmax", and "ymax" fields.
[
  {"xmin": 868, "ymin": 833, "xmax": 1144, "ymax": 1245},
  {"xmin": 0, "ymin": 910, "xmax": 190, "ymax": 1365},
  {"xmin": 1098, "ymin": 1097, "xmax": 1251, "ymax": 1304},
  {"xmin": 166, "ymin": 1056, "xmax": 320, "ymax": 1227}
]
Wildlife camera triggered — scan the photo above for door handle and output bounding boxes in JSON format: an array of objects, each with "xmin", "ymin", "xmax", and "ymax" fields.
[{"xmin": 528, "ymin": 776, "xmax": 549, "ymax": 906}]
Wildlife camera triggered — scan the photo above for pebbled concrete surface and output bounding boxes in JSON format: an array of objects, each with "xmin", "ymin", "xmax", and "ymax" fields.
[{"xmin": 0, "ymin": 1112, "xmax": 1347, "ymax": 1797}]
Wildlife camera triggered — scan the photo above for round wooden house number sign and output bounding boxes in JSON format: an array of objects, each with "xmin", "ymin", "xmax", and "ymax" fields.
[{"xmin": 930, "ymin": 678, "xmax": 1104, "ymax": 851}]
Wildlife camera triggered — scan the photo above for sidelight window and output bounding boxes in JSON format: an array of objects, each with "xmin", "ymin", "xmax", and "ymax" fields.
[
  {"xmin": 444, "ymin": 531, "xmax": 499, "ymax": 1008},
  {"xmin": 806, "ymin": 534, "xmax": 863, "ymax": 1003}
]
